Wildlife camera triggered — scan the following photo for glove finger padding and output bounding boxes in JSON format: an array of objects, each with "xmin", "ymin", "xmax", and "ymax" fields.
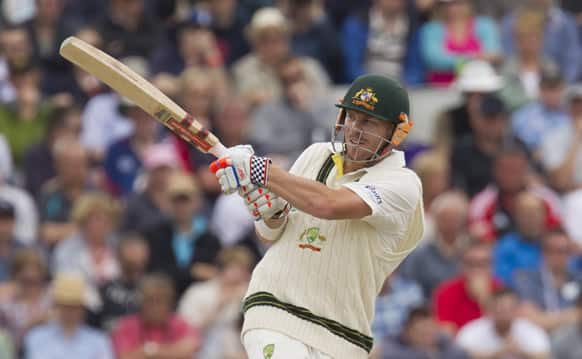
[{"xmin": 243, "ymin": 186, "xmax": 287, "ymax": 221}]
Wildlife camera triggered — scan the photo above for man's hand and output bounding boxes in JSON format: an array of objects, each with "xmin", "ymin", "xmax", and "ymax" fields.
[
  {"xmin": 209, "ymin": 145, "xmax": 272, "ymax": 194},
  {"xmin": 240, "ymin": 184, "xmax": 288, "ymax": 221}
]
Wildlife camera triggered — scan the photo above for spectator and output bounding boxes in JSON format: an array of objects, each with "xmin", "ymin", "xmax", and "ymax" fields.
[
  {"xmin": 552, "ymin": 291, "xmax": 582, "ymax": 359},
  {"xmin": 98, "ymin": 0, "xmax": 161, "ymax": 59},
  {"xmin": 120, "ymin": 143, "xmax": 177, "ymax": 233},
  {"xmin": 371, "ymin": 271, "xmax": 424, "ymax": 342},
  {"xmin": 178, "ymin": 246, "xmax": 253, "ymax": 359},
  {"xmin": 341, "ymin": 0, "xmax": 420, "ymax": 84},
  {"xmin": 456, "ymin": 288, "xmax": 550, "ymax": 358},
  {"xmin": 80, "ymin": 57, "xmax": 148, "ymax": 162},
  {"xmin": 433, "ymin": 60, "xmax": 503, "ymax": 152},
  {"xmin": 23, "ymin": 105, "xmax": 82, "ymax": 201},
  {"xmin": 150, "ymin": 17, "xmax": 224, "ymax": 76},
  {"xmin": 0, "ymin": 249, "xmax": 51, "ymax": 353},
  {"xmin": 24, "ymin": 0, "xmax": 80, "ymax": 96},
  {"xmin": 38, "ymin": 138, "xmax": 92, "ymax": 247},
  {"xmin": 0, "ymin": 200, "xmax": 24, "ymax": 282},
  {"xmin": 468, "ymin": 143, "xmax": 562, "ymax": 241},
  {"xmin": 0, "ymin": 330, "xmax": 14, "ymax": 359},
  {"xmin": 281, "ymin": 0, "xmax": 342, "ymax": 82},
  {"xmin": 111, "ymin": 274, "xmax": 200, "ymax": 358},
  {"xmin": 0, "ymin": 173, "xmax": 38, "ymax": 246},
  {"xmin": 419, "ymin": 0, "xmax": 501, "ymax": 86},
  {"xmin": 249, "ymin": 56, "xmax": 333, "ymax": 166},
  {"xmin": 450, "ymin": 94, "xmax": 510, "ymax": 197},
  {"xmin": 207, "ymin": 0, "xmax": 251, "ymax": 66},
  {"xmin": 98, "ymin": 234, "xmax": 149, "ymax": 331},
  {"xmin": 0, "ymin": 64, "xmax": 51, "ymax": 167},
  {"xmin": 410, "ymin": 151, "xmax": 450, "ymax": 237},
  {"xmin": 0, "ymin": 25, "xmax": 34, "ymax": 105},
  {"xmin": 103, "ymin": 99, "xmax": 159, "ymax": 198},
  {"xmin": 514, "ymin": 230, "xmax": 582, "ymax": 332},
  {"xmin": 493, "ymin": 192, "xmax": 547, "ymax": 287},
  {"xmin": 232, "ymin": 7, "xmax": 329, "ymax": 107},
  {"xmin": 52, "ymin": 193, "xmax": 121, "ymax": 310},
  {"xmin": 144, "ymin": 171, "xmax": 221, "ymax": 295},
  {"xmin": 401, "ymin": 191, "xmax": 468, "ymax": 299},
  {"xmin": 380, "ymin": 305, "xmax": 469, "ymax": 359},
  {"xmin": 502, "ymin": 0, "xmax": 580, "ymax": 83},
  {"xmin": 24, "ymin": 273, "xmax": 114, "ymax": 359},
  {"xmin": 66, "ymin": 27, "xmax": 106, "ymax": 105},
  {"xmin": 498, "ymin": 9, "xmax": 557, "ymax": 112},
  {"xmin": 511, "ymin": 66, "xmax": 569, "ymax": 155},
  {"xmin": 433, "ymin": 239, "xmax": 501, "ymax": 332},
  {"xmin": 0, "ymin": 135, "xmax": 12, "ymax": 180}
]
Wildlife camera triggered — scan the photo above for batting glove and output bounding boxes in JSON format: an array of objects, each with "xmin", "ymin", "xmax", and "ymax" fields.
[
  {"xmin": 209, "ymin": 146, "xmax": 272, "ymax": 194},
  {"xmin": 239, "ymin": 184, "xmax": 288, "ymax": 221}
]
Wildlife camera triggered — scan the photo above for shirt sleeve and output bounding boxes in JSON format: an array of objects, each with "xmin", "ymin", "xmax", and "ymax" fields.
[
  {"xmin": 111, "ymin": 319, "xmax": 140, "ymax": 355},
  {"xmin": 171, "ymin": 316, "xmax": 201, "ymax": 343},
  {"xmin": 517, "ymin": 320, "xmax": 550, "ymax": 354}
]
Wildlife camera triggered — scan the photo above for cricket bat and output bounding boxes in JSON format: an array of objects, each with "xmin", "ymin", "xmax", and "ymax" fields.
[{"xmin": 59, "ymin": 36, "xmax": 227, "ymax": 158}]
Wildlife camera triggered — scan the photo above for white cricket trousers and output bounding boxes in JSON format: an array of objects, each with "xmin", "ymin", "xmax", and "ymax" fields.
[{"xmin": 243, "ymin": 329, "xmax": 334, "ymax": 359}]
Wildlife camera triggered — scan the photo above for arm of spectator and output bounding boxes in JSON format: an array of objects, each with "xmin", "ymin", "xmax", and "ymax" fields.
[
  {"xmin": 341, "ymin": 15, "xmax": 368, "ymax": 82},
  {"xmin": 518, "ymin": 301, "xmax": 580, "ymax": 332},
  {"xmin": 500, "ymin": 14, "xmax": 516, "ymax": 56},
  {"xmin": 153, "ymin": 337, "xmax": 199, "ymax": 359},
  {"xmin": 559, "ymin": 16, "xmax": 581, "ymax": 83},
  {"xmin": 546, "ymin": 126, "xmax": 582, "ymax": 192},
  {"xmin": 40, "ymin": 222, "xmax": 76, "ymax": 246},
  {"xmin": 420, "ymin": 22, "xmax": 465, "ymax": 71},
  {"xmin": 475, "ymin": 17, "xmax": 503, "ymax": 64}
]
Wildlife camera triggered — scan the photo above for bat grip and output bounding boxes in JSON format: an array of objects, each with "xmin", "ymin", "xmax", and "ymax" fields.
[{"xmin": 208, "ymin": 142, "xmax": 228, "ymax": 158}]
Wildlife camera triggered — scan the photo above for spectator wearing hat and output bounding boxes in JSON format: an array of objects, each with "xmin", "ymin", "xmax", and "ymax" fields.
[
  {"xmin": 541, "ymin": 85, "xmax": 582, "ymax": 246},
  {"xmin": 232, "ymin": 7, "xmax": 329, "ymax": 108},
  {"xmin": 111, "ymin": 273, "xmax": 200, "ymax": 358},
  {"xmin": 552, "ymin": 289, "xmax": 582, "ymax": 359},
  {"xmin": 98, "ymin": 0, "xmax": 160, "ymax": 59},
  {"xmin": 456, "ymin": 288, "xmax": 550, "ymax": 358},
  {"xmin": 103, "ymin": 97, "xmax": 160, "ymax": 198},
  {"xmin": 97, "ymin": 234, "xmax": 149, "ymax": 331},
  {"xmin": 150, "ymin": 15, "xmax": 225, "ymax": 76},
  {"xmin": 0, "ymin": 174, "xmax": 38, "ymax": 246},
  {"xmin": 0, "ymin": 200, "xmax": 23, "ymax": 282},
  {"xmin": 80, "ymin": 57, "xmax": 149, "ymax": 163},
  {"xmin": 514, "ymin": 230, "xmax": 582, "ymax": 332},
  {"xmin": 433, "ymin": 60, "xmax": 503, "ymax": 152},
  {"xmin": 502, "ymin": 0, "xmax": 581, "ymax": 83},
  {"xmin": 0, "ymin": 249, "xmax": 51, "ymax": 353},
  {"xmin": 38, "ymin": 138, "xmax": 93, "ymax": 247},
  {"xmin": 400, "ymin": 191, "xmax": 468, "ymax": 299},
  {"xmin": 52, "ymin": 193, "xmax": 121, "ymax": 310},
  {"xmin": 498, "ymin": 8, "xmax": 558, "ymax": 112},
  {"xmin": 341, "ymin": 0, "xmax": 421, "ymax": 85},
  {"xmin": 143, "ymin": 171, "xmax": 221, "ymax": 296},
  {"xmin": 450, "ymin": 94, "xmax": 511, "ymax": 197},
  {"xmin": 23, "ymin": 273, "xmax": 114, "ymax": 359},
  {"xmin": 120, "ymin": 143, "xmax": 178, "ymax": 234},
  {"xmin": 22, "ymin": 105, "xmax": 82, "ymax": 201},
  {"xmin": 381, "ymin": 305, "xmax": 469, "ymax": 359},
  {"xmin": 468, "ymin": 143, "xmax": 562, "ymax": 241},
  {"xmin": 419, "ymin": 0, "xmax": 501, "ymax": 86},
  {"xmin": 178, "ymin": 246, "xmax": 254, "ymax": 359},
  {"xmin": 511, "ymin": 66, "xmax": 570, "ymax": 155}
]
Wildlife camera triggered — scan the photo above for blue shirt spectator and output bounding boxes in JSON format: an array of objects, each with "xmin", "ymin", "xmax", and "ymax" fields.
[
  {"xmin": 103, "ymin": 138, "xmax": 142, "ymax": 198},
  {"xmin": 494, "ymin": 232, "xmax": 542, "ymax": 287},
  {"xmin": 372, "ymin": 274, "xmax": 424, "ymax": 341},
  {"xmin": 502, "ymin": 5, "xmax": 581, "ymax": 83}
]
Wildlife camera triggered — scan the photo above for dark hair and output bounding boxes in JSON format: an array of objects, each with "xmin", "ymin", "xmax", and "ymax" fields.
[
  {"xmin": 491, "ymin": 287, "xmax": 517, "ymax": 300},
  {"xmin": 138, "ymin": 273, "xmax": 176, "ymax": 302},
  {"xmin": 117, "ymin": 232, "xmax": 148, "ymax": 256},
  {"xmin": 495, "ymin": 139, "xmax": 529, "ymax": 161},
  {"xmin": 46, "ymin": 105, "xmax": 81, "ymax": 137},
  {"xmin": 403, "ymin": 305, "xmax": 431, "ymax": 327}
]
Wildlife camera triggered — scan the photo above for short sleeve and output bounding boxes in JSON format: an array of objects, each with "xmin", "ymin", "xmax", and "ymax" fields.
[
  {"xmin": 541, "ymin": 127, "xmax": 571, "ymax": 171},
  {"xmin": 171, "ymin": 316, "xmax": 200, "ymax": 343},
  {"xmin": 111, "ymin": 318, "xmax": 140, "ymax": 355},
  {"xmin": 516, "ymin": 320, "xmax": 550, "ymax": 354}
]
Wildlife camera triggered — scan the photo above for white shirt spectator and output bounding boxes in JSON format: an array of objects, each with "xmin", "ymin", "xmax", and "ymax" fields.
[
  {"xmin": 456, "ymin": 317, "xmax": 550, "ymax": 356},
  {"xmin": 541, "ymin": 122, "xmax": 582, "ymax": 186},
  {"xmin": 0, "ymin": 135, "xmax": 12, "ymax": 181},
  {"xmin": 81, "ymin": 93, "xmax": 133, "ymax": 154},
  {"xmin": 0, "ymin": 183, "xmax": 38, "ymax": 245},
  {"xmin": 210, "ymin": 194, "xmax": 254, "ymax": 247}
]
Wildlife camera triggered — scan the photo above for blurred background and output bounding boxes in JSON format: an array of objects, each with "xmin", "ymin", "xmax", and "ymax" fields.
[{"xmin": 0, "ymin": 0, "xmax": 582, "ymax": 358}]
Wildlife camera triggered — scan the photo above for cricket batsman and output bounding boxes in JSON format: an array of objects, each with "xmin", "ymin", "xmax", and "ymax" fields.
[{"xmin": 210, "ymin": 74, "xmax": 425, "ymax": 359}]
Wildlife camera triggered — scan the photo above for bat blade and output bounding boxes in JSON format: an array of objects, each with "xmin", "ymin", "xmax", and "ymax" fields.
[{"xmin": 59, "ymin": 36, "xmax": 226, "ymax": 157}]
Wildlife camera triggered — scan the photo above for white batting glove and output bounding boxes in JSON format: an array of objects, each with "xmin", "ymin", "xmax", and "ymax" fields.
[
  {"xmin": 239, "ymin": 184, "xmax": 288, "ymax": 221},
  {"xmin": 210, "ymin": 146, "xmax": 272, "ymax": 194}
]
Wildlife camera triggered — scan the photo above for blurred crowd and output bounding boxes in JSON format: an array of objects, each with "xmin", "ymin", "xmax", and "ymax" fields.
[{"xmin": 0, "ymin": 0, "xmax": 582, "ymax": 358}]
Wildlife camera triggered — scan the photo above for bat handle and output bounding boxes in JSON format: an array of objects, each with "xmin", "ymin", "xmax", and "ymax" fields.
[{"xmin": 208, "ymin": 142, "xmax": 228, "ymax": 158}]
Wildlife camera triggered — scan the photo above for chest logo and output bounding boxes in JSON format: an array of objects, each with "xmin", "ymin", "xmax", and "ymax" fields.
[{"xmin": 298, "ymin": 227, "xmax": 327, "ymax": 252}]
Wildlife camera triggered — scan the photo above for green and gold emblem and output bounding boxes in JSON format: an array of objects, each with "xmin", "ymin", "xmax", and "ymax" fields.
[
  {"xmin": 263, "ymin": 344, "xmax": 275, "ymax": 359},
  {"xmin": 298, "ymin": 227, "xmax": 327, "ymax": 252}
]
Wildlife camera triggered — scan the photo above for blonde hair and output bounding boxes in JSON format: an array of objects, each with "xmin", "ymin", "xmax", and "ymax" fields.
[
  {"xmin": 71, "ymin": 192, "xmax": 120, "ymax": 226},
  {"xmin": 514, "ymin": 9, "xmax": 545, "ymax": 35},
  {"xmin": 10, "ymin": 248, "xmax": 48, "ymax": 279},
  {"xmin": 217, "ymin": 246, "xmax": 255, "ymax": 270},
  {"xmin": 411, "ymin": 151, "xmax": 448, "ymax": 182}
]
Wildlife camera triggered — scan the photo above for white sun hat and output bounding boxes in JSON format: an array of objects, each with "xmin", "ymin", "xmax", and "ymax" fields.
[{"xmin": 454, "ymin": 60, "xmax": 503, "ymax": 93}]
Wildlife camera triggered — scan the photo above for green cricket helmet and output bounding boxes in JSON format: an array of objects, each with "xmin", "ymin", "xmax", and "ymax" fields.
[{"xmin": 336, "ymin": 74, "xmax": 410, "ymax": 124}]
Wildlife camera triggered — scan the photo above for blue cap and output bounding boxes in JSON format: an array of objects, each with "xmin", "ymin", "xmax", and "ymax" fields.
[{"xmin": 480, "ymin": 94, "xmax": 507, "ymax": 117}]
